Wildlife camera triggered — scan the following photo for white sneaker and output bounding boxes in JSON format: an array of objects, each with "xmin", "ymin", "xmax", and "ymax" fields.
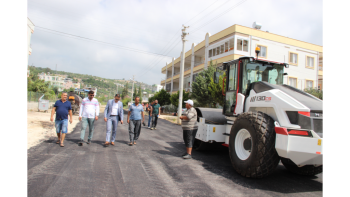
[{"xmin": 148, "ymin": 127, "xmax": 150, "ymax": 129}]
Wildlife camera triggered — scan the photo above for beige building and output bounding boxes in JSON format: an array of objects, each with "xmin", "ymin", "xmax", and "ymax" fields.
[
  {"xmin": 161, "ymin": 24, "xmax": 323, "ymax": 93},
  {"xmin": 318, "ymin": 53, "xmax": 323, "ymax": 90}
]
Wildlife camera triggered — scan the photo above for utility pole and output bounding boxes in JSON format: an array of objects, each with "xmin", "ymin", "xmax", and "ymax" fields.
[
  {"xmin": 177, "ymin": 25, "xmax": 189, "ymax": 124},
  {"xmin": 130, "ymin": 75, "xmax": 135, "ymax": 103}
]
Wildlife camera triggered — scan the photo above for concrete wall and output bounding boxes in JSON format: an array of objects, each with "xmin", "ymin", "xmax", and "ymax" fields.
[{"xmin": 28, "ymin": 101, "xmax": 56, "ymax": 111}]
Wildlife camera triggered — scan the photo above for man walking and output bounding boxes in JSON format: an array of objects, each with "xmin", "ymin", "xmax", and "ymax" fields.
[
  {"xmin": 50, "ymin": 92, "xmax": 73, "ymax": 147},
  {"xmin": 150, "ymin": 99, "xmax": 160, "ymax": 130},
  {"xmin": 78, "ymin": 91, "xmax": 99, "ymax": 146},
  {"xmin": 127, "ymin": 96, "xmax": 144, "ymax": 146},
  {"xmin": 147, "ymin": 101, "xmax": 154, "ymax": 129},
  {"xmin": 179, "ymin": 99, "xmax": 198, "ymax": 159},
  {"xmin": 104, "ymin": 94, "xmax": 124, "ymax": 147}
]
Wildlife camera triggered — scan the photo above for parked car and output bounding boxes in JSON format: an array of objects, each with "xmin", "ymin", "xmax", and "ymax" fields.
[{"xmin": 172, "ymin": 108, "xmax": 187, "ymax": 116}]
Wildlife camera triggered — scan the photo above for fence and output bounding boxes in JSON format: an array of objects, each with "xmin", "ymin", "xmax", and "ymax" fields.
[
  {"xmin": 162, "ymin": 104, "xmax": 177, "ymax": 114},
  {"xmin": 27, "ymin": 91, "xmax": 58, "ymax": 102}
]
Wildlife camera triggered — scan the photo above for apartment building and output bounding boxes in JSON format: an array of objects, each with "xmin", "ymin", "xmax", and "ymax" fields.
[
  {"xmin": 161, "ymin": 24, "xmax": 323, "ymax": 94},
  {"xmin": 38, "ymin": 72, "xmax": 65, "ymax": 91},
  {"xmin": 38, "ymin": 73, "xmax": 81, "ymax": 91},
  {"xmin": 27, "ymin": 18, "xmax": 35, "ymax": 77},
  {"xmin": 152, "ymin": 84, "xmax": 164, "ymax": 93},
  {"xmin": 318, "ymin": 52, "xmax": 323, "ymax": 90}
]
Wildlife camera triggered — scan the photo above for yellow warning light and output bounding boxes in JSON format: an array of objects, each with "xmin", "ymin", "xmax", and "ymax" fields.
[{"xmin": 255, "ymin": 46, "xmax": 260, "ymax": 51}]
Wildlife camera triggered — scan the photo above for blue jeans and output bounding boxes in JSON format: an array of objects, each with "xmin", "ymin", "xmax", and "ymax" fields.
[
  {"xmin": 55, "ymin": 119, "xmax": 68, "ymax": 134},
  {"xmin": 80, "ymin": 117, "xmax": 95, "ymax": 141},
  {"xmin": 106, "ymin": 116, "xmax": 119, "ymax": 142},
  {"xmin": 148, "ymin": 113, "xmax": 152, "ymax": 127}
]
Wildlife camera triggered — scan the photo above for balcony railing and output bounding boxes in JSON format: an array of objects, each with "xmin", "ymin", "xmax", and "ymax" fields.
[
  {"xmin": 172, "ymin": 88, "xmax": 179, "ymax": 92},
  {"xmin": 174, "ymin": 71, "xmax": 180, "ymax": 75},
  {"xmin": 184, "ymin": 67, "xmax": 191, "ymax": 71}
]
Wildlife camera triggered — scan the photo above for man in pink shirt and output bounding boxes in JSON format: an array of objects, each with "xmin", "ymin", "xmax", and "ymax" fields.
[{"xmin": 78, "ymin": 91, "xmax": 99, "ymax": 146}]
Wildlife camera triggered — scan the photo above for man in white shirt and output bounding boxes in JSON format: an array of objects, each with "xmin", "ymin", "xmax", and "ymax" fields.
[{"xmin": 78, "ymin": 91, "xmax": 99, "ymax": 146}]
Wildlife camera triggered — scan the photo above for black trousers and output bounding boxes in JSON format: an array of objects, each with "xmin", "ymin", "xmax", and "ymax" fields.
[
  {"xmin": 183, "ymin": 129, "xmax": 198, "ymax": 148},
  {"xmin": 151, "ymin": 114, "xmax": 158, "ymax": 128}
]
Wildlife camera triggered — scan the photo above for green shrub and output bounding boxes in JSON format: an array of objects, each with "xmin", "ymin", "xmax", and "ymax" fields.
[
  {"xmin": 304, "ymin": 88, "xmax": 323, "ymax": 100},
  {"xmin": 122, "ymin": 97, "xmax": 131, "ymax": 106}
]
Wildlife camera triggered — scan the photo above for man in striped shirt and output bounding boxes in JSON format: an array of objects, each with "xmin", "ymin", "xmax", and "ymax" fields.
[
  {"xmin": 78, "ymin": 91, "xmax": 99, "ymax": 146},
  {"xmin": 180, "ymin": 99, "xmax": 198, "ymax": 159}
]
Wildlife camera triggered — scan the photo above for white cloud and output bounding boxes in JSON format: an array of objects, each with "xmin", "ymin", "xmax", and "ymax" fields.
[{"xmin": 28, "ymin": 0, "xmax": 322, "ymax": 85}]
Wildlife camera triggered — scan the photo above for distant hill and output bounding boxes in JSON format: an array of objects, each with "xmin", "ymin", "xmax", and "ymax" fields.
[{"xmin": 28, "ymin": 66, "xmax": 155, "ymax": 101}]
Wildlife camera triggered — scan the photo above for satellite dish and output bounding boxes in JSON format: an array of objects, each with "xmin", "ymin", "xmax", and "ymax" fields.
[{"xmin": 252, "ymin": 22, "xmax": 262, "ymax": 30}]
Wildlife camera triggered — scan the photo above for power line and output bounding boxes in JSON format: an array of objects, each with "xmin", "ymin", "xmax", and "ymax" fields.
[
  {"xmin": 35, "ymin": 26, "xmax": 174, "ymax": 58},
  {"xmin": 187, "ymin": 0, "xmax": 232, "ymax": 27},
  {"xmin": 183, "ymin": 0, "xmax": 220, "ymax": 24},
  {"xmin": 191, "ymin": 0, "xmax": 249, "ymax": 33}
]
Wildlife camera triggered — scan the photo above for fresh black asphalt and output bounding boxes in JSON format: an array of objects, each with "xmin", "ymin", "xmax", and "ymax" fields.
[{"xmin": 28, "ymin": 112, "xmax": 322, "ymax": 197}]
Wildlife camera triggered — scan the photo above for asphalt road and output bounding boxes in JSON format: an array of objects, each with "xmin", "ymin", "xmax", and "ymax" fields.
[{"xmin": 28, "ymin": 113, "xmax": 322, "ymax": 197}]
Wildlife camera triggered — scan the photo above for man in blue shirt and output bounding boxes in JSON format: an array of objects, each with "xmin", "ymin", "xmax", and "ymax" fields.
[
  {"xmin": 50, "ymin": 92, "xmax": 73, "ymax": 147},
  {"xmin": 127, "ymin": 96, "xmax": 144, "ymax": 146}
]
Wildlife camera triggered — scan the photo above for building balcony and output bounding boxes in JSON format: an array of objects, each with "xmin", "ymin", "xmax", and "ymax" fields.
[{"xmin": 318, "ymin": 70, "xmax": 323, "ymax": 76}]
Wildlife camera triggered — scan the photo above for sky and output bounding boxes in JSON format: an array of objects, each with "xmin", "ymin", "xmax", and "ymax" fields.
[{"xmin": 27, "ymin": 0, "xmax": 323, "ymax": 85}]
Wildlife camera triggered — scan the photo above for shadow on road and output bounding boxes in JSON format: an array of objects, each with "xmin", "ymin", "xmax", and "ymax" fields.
[{"xmin": 154, "ymin": 141, "xmax": 322, "ymax": 194}]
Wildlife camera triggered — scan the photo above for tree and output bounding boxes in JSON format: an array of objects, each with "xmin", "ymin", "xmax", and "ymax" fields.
[
  {"xmin": 152, "ymin": 89, "xmax": 170, "ymax": 106},
  {"xmin": 191, "ymin": 60, "xmax": 216, "ymax": 107},
  {"xmin": 122, "ymin": 82, "xmax": 129, "ymax": 99},
  {"xmin": 208, "ymin": 72, "xmax": 226, "ymax": 107},
  {"xmin": 304, "ymin": 87, "xmax": 323, "ymax": 100},
  {"xmin": 52, "ymin": 86, "xmax": 59, "ymax": 95},
  {"xmin": 137, "ymin": 85, "xmax": 142, "ymax": 102},
  {"xmin": 133, "ymin": 85, "xmax": 137, "ymax": 101},
  {"xmin": 170, "ymin": 90, "xmax": 190, "ymax": 108}
]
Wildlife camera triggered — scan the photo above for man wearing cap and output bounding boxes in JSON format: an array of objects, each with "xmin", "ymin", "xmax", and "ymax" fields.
[
  {"xmin": 104, "ymin": 94, "xmax": 124, "ymax": 146},
  {"xmin": 179, "ymin": 99, "xmax": 198, "ymax": 159}
]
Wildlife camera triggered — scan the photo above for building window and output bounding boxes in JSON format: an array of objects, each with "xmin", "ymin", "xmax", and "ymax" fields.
[
  {"xmin": 220, "ymin": 45, "xmax": 224, "ymax": 54},
  {"xmin": 209, "ymin": 49, "xmax": 212, "ymax": 58},
  {"xmin": 257, "ymin": 45, "xmax": 267, "ymax": 58},
  {"xmin": 213, "ymin": 48, "xmax": 216, "ymax": 57},
  {"xmin": 289, "ymin": 52, "xmax": 298, "ymax": 65},
  {"xmin": 216, "ymin": 47, "xmax": 220, "ymax": 55},
  {"xmin": 306, "ymin": 80, "xmax": 314, "ymax": 89},
  {"xmin": 289, "ymin": 77, "xmax": 297, "ymax": 88},
  {"xmin": 229, "ymin": 38, "xmax": 234, "ymax": 51},
  {"xmin": 237, "ymin": 38, "xmax": 249, "ymax": 52},
  {"xmin": 306, "ymin": 56, "xmax": 315, "ymax": 69},
  {"xmin": 225, "ymin": 41, "xmax": 229, "ymax": 52}
]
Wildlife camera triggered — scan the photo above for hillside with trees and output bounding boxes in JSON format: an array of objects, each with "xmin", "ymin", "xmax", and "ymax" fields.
[{"xmin": 28, "ymin": 66, "xmax": 155, "ymax": 104}]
